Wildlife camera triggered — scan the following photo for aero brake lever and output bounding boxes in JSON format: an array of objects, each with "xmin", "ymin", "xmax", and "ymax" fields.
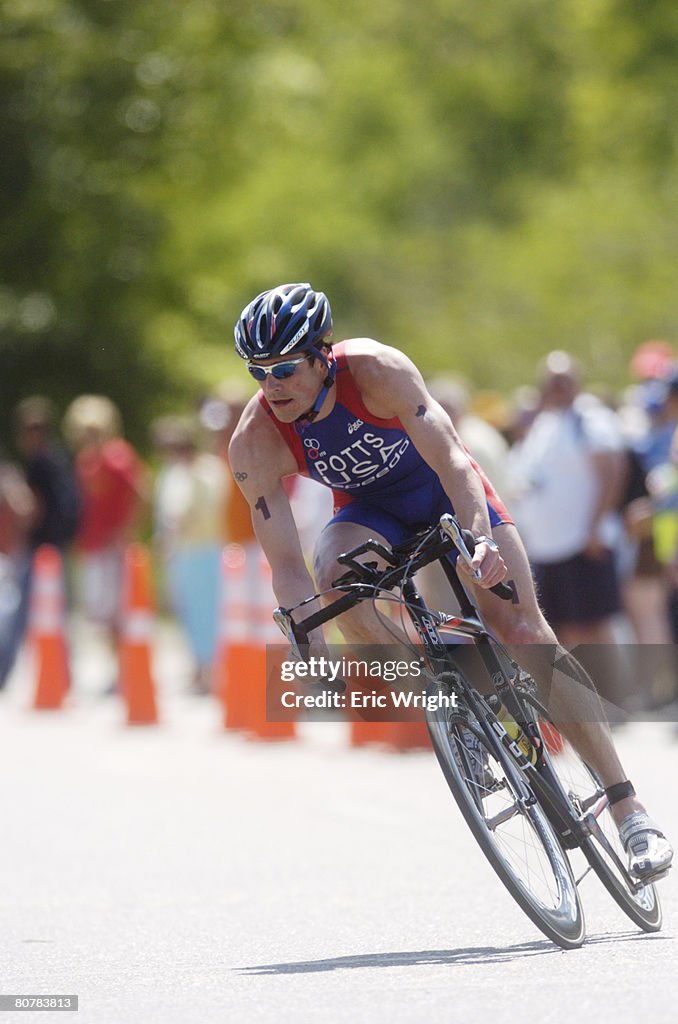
[
  {"xmin": 439, "ymin": 514, "xmax": 481, "ymax": 580},
  {"xmin": 439, "ymin": 514, "xmax": 514, "ymax": 601},
  {"xmin": 273, "ymin": 607, "xmax": 307, "ymax": 657}
]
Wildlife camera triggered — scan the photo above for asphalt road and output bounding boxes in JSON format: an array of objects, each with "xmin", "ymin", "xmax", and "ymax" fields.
[{"xmin": 1, "ymin": 625, "xmax": 676, "ymax": 1024}]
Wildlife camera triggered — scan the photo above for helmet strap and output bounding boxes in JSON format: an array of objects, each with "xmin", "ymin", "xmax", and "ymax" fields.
[{"xmin": 294, "ymin": 348, "xmax": 336, "ymax": 433}]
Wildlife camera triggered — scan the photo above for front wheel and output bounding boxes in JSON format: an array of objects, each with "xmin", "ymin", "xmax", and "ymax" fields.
[{"xmin": 425, "ymin": 690, "xmax": 585, "ymax": 950}]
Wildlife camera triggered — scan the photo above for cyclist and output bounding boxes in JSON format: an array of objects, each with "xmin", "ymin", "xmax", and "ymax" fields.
[{"xmin": 229, "ymin": 282, "xmax": 673, "ymax": 883}]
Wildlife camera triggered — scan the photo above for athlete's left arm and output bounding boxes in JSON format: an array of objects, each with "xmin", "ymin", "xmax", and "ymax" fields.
[{"xmin": 355, "ymin": 344, "xmax": 507, "ymax": 587}]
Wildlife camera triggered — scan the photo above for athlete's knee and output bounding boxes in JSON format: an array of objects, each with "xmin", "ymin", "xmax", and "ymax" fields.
[
  {"xmin": 313, "ymin": 550, "xmax": 341, "ymax": 593},
  {"xmin": 312, "ymin": 553, "xmax": 370, "ymax": 641}
]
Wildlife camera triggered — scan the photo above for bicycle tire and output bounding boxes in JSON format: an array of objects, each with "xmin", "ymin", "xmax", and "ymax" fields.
[
  {"xmin": 522, "ymin": 694, "xmax": 662, "ymax": 933},
  {"xmin": 425, "ymin": 682, "xmax": 586, "ymax": 950}
]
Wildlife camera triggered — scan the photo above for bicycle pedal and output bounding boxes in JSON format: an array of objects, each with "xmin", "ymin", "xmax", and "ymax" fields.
[
  {"xmin": 556, "ymin": 827, "xmax": 582, "ymax": 851},
  {"xmin": 630, "ymin": 864, "xmax": 671, "ymax": 884}
]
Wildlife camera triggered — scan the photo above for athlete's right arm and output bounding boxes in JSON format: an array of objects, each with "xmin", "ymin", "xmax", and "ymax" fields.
[{"xmin": 228, "ymin": 399, "xmax": 325, "ymax": 641}]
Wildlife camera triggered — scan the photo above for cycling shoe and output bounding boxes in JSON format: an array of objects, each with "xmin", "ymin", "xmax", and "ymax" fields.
[{"xmin": 619, "ymin": 811, "xmax": 674, "ymax": 882}]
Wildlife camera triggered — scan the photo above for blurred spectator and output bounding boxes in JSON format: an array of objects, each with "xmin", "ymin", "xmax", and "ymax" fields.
[
  {"xmin": 507, "ymin": 352, "xmax": 631, "ymax": 707},
  {"xmin": 419, "ymin": 376, "xmax": 510, "ymax": 612},
  {"xmin": 0, "ymin": 460, "xmax": 36, "ymax": 689},
  {"xmin": 629, "ymin": 370, "xmax": 678, "ymax": 671},
  {"xmin": 629, "ymin": 339, "xmax": 675, "ymax": 383},
  {"xmin": 14, "ymin": 397, "xmax": 81, "ymax": 551},
  {"xmin": 504, "ymin": 386, "xmax": 541, "ymax": 447},
  {"xmin": 427, "ymin": 375, "xmax": 509, "ymax": 496},
  {"xmin": 151, "ymin": 415, "xmax": 228, "ymax": 694},
  {"xmin": 0, "ymin": 397, "xmax": 82, "ymax": 690},
  {"xmin": 63, "ymin": 396, "xmax": 148, "ymax": 651},
  {"xmin": 617, "ymin": 449, "xmax": 676, "ymax": 709},
  {"xmin": 634, "ymin": 372, "xmax": 678, "ymax": 476},
  {"xmin": 615, "ymin": 381, "xmax": 672, "ymax": 626}
]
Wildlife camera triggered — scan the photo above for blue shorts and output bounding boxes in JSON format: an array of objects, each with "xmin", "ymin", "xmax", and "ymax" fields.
[{"xmin": 326, "ymin": 492, "xmax": 508, "ymax": 549}]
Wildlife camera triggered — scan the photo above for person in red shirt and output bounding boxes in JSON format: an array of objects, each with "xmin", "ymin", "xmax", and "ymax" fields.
[{"xmin": 63, "ymin": 396, "xmax": 148, "ymax": 644}]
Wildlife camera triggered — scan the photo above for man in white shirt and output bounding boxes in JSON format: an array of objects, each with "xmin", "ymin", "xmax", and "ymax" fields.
[{"xmin": 508, "ymin": 351, "xmax": 627, "ymax": 648}]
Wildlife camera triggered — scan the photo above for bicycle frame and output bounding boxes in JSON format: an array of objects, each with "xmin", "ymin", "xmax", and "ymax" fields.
[
  {"xmin": 398, "ymin": 572, "xmax": 596, "ymax": 841},
  {"xmin": 277, "ymin": 523, "xmax": 644, "ymax": 893}
]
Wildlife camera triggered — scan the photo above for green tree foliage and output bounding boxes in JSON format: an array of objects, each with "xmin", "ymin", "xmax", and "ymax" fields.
[{"xmin": 2, "ymin": 0, "xmax": 678, "ymax": 449}]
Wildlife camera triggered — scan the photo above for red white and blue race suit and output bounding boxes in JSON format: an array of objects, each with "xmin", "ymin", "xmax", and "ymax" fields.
[{"xmin": 259, "ymin": 342, "xmax": 511, "ymax": 546}]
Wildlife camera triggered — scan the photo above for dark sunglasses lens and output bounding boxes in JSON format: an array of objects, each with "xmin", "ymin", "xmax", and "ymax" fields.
[{"xmin": 247, "ymin": 365, "xmax": 267, "ymax": 381}]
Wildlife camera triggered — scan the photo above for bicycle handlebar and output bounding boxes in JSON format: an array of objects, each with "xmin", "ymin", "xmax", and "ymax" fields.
[
  {"xmin": 439, "ymin": 515, "xmax": 514, "ymax": 603},
  {"xmin": 274, "ymin": 514, "xmax": 514, "ymax": 650}
]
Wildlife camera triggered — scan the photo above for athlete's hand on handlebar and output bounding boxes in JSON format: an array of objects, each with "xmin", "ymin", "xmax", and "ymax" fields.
[
  {"xmin": 459, "ymin": 537, "xmax": 508, "ymax": 590},
  {"xmin": 438, "ymin": 515, "xmax": 509, "ymax": 593}
]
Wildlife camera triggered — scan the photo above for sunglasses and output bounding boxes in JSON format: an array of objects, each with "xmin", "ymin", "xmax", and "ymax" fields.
[{"xmin": 246, "ymin": 353, "xmax": 310, "ymax": 381}]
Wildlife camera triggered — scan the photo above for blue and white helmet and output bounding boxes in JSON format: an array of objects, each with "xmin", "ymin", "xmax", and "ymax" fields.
[{"xmin": 234, "ymin": 283, "xmax": 333, "ymax": 361}]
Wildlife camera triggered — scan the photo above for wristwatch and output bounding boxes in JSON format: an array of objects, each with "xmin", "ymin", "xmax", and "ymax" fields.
[{"xmin": 475, "ymin": 534, "xmax": 499, "ymax": 553}]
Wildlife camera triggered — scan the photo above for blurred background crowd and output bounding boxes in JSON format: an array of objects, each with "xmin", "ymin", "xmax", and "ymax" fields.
[
  {"xmin": 0, "ymin": 378, "xmax": 333, "ymax": 696},
  {"xmin": 3, "ymin": 337, "xmax": 678, "ymax": 717},
  {"xmin": 3, "ymin": 2, "xmax": 678, "ymax": 716}
]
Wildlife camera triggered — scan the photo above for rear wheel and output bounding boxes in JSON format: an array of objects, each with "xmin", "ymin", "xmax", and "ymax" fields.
[{"xmin": 426, "ymin": 686, "xmax": 585, "ymax": 949}]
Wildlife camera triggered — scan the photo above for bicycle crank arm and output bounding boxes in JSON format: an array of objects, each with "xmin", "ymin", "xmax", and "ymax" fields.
[{"xmin": 485, "ymin": 795, "xmax": 536, "ymax": 832}]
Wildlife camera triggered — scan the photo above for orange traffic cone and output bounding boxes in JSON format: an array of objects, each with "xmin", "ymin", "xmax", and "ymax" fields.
[
  {"xmin": 346, "ymin": 658, "xmax": 432, "ymax": 751},
  {"xmin": 249, "ymin": 551, "xmax": 295, "ymax": 741},
  {"xmin": 349, "ymin": 718, "xmax": 392, "ymax": 747},
  {"xmin": 347, "ymin": 660, "xmax": 393, "ymax": 748},
  {"xmin": 215, "ymin": 543, "xmax": 258, "ymax": 731},
  {"xmin": 119, "ymin": 543, "xmax": 158, "ymax": 725},
  {"xmin": 29, "ymin": 545, "xmax": 70, "ymax": 710},
  {"xmin": 381, "ymin": 719, "xmax": 432, "ymax": 752}
]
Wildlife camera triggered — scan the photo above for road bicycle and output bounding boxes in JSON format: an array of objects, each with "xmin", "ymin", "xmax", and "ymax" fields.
[{"xmin": 273, "ymin": 513, "xmax": 663, "ymax": 949}]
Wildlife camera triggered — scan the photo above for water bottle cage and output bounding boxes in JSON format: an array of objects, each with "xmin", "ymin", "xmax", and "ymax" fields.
[
  {"xmin": 524, "ymin": 721, "xmax": 544, "ymax": 761},
  {"xmin": 486, "ymin": 692, "xmax": 541, "ymax": 768},
  {"xmin": 509, "ymin": 705, "xmax": 543, "ymax": 765},
  {"xmin": 490, "ymin": 718, "xmax": 537, "ymax": 769}
]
